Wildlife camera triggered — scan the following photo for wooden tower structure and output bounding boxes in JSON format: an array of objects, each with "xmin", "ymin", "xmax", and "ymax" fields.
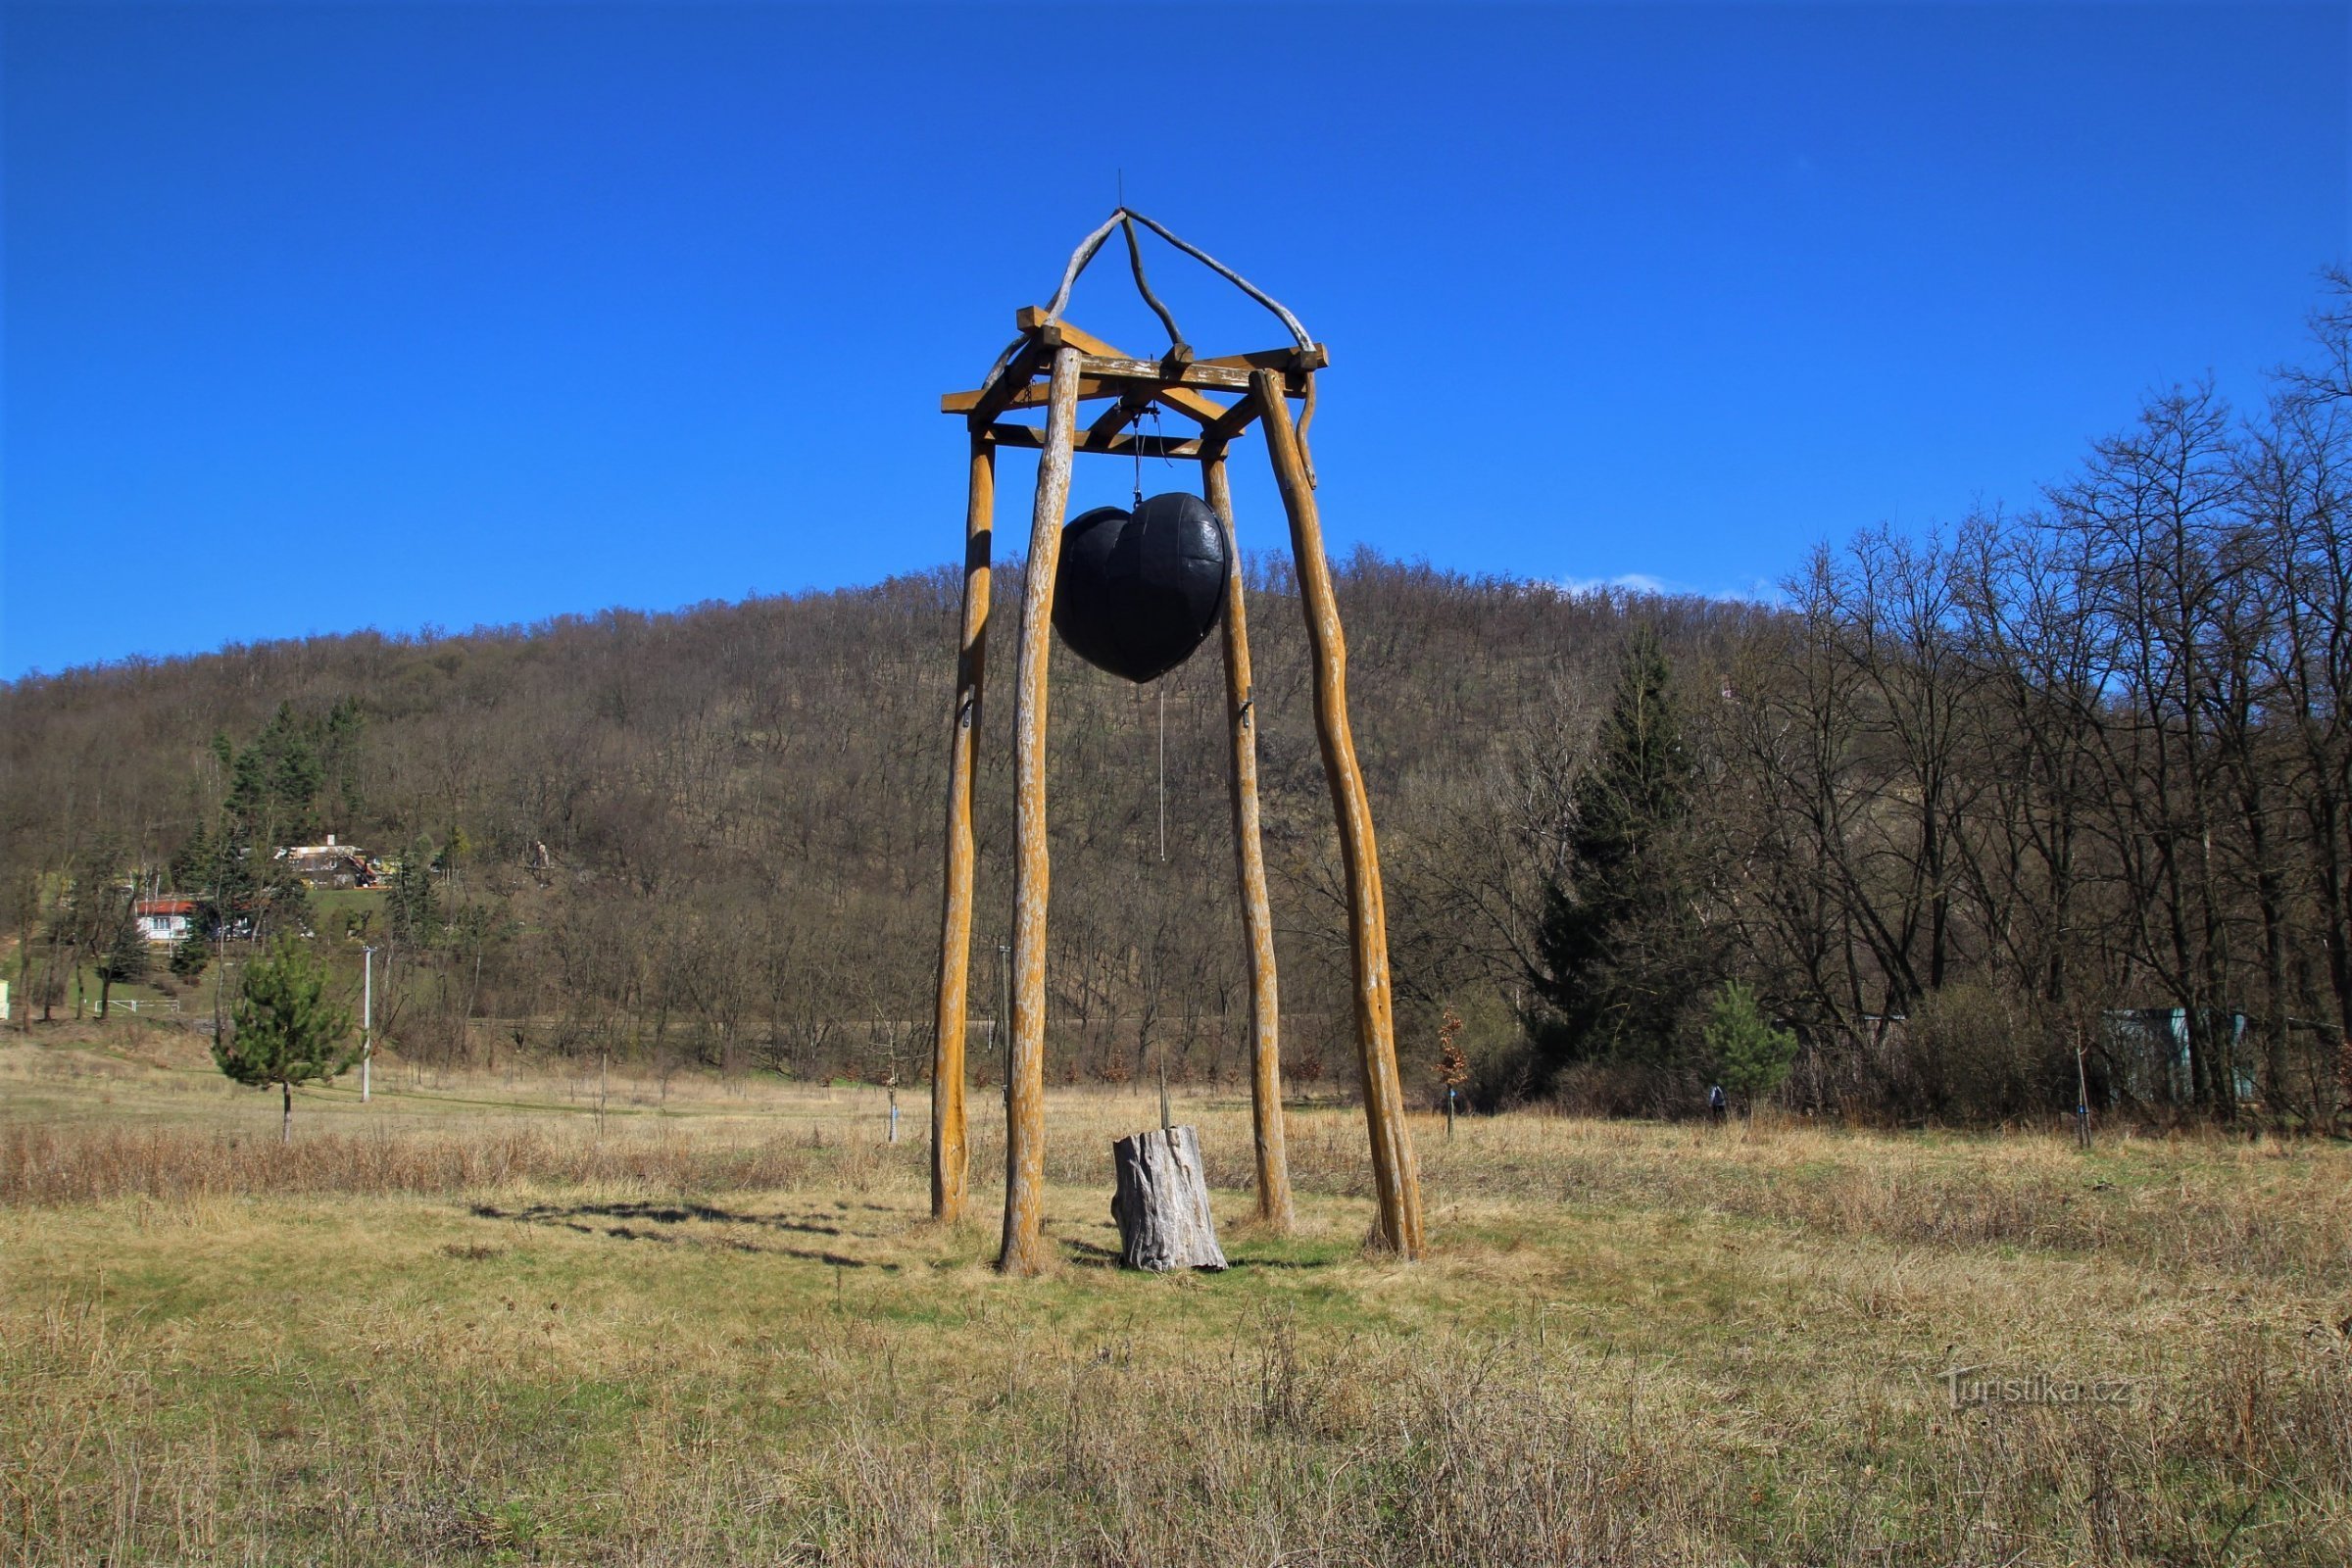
[{"xmin": 927, "ymin": 210, "xmax": 1424, "ymax": 1272}]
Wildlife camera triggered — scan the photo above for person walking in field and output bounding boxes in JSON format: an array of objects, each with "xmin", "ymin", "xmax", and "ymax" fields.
[{"xmin": 1707, "ymin": 1083, "xmax": 1728, "ymax": 1125}]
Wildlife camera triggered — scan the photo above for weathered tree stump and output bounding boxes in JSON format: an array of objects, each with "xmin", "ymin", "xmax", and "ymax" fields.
[{"xmin": 1109, "ymin": 1126, "xmax": 1226, "ymax": 1271}]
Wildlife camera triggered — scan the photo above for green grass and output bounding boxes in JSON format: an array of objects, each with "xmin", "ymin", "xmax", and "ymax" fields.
[{"xmin": 4, "ymin": 1021, "xmax": 2350, "ymax": 1564}]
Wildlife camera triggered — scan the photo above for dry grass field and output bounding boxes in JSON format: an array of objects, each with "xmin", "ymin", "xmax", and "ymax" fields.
[{"xmin": 4, "ymin": 1017, "xmax": 2350, "ymax": 1566}]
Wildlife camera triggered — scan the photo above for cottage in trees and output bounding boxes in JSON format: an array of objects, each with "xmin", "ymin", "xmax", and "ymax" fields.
[
  {"xmin": 133, "ymin": 897, "xmax": 196, "ymax": 945},
  {"xmin": 271, "ymin": 835, "xmax": 378, "ymax": 889}
]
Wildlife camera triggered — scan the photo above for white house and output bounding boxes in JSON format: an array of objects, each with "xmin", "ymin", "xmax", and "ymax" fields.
[{"xmin": 133, "ymin": 897, "xmax": 196, "ymax": 945}]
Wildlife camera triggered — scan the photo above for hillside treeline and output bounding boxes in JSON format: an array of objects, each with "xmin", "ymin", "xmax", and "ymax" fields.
[
  {"xmin": 3, "ymin": 546, "xmax": 1676, "ymax": 1097},
  {"xmin": 8, "ymin": 282, "xmax": 2351, "ymax": 1127}
]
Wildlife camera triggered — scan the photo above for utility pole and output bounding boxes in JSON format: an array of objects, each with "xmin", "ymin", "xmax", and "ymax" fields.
[{"xmin": 361, "ymin": 945, "xmax": 376, "ymax": 1103}]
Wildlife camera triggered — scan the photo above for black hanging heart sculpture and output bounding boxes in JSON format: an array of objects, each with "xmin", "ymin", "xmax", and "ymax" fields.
[{"xmin": 1053, "ymin": 492, "xmax": 1232, "ymax": 683}]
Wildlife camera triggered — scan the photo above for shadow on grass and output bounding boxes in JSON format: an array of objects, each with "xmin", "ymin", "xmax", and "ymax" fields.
[
  {"xmin": 472, "ymin": 1199, "xmax": 846, "ymax": 1233},
  {"xmin": 1059, "ymin": 1236, "xmax": 1340, "ymax": 1273},
  {"xmin": 468, "ymin": 1200, "xmax": 895, "ymax": 1271}
]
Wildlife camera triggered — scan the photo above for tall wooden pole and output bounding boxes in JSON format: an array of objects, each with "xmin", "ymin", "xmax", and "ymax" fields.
[
  {"xmin": 1249, "ymin": 369, "xmax": 1424, "ymax": 1258},
  {"xmin": 929, "ymin": 433, "xmax": 995, "ymax": 1221},
  {"xmin": 1201, "ymin": 446, "xmax": 1295, "ymax": 1231},
  {"xmin": 1000, "ymin": 344, "xmax": 1083, "ymax": 1275}
]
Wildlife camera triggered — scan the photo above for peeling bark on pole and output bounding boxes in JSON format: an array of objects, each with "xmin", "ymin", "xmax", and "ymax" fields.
[
  {"xmin": 1202, "ymin": 448, "xmax": 1294, "ymax": 1232},
  {"xmin": 1249, "ymin": 368, "xmax": 1424, "ymax": 1259},
  {"xmin": 929, "ymin": 433, "xmax": 995, "ymax": 1222},
  {"xmin": 1000, "ymin": 345, "xmax": 1084, "ymax": 1276}
]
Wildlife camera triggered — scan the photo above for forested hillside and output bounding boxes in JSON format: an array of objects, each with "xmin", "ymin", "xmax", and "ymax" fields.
[
  {"xmin": 10, "ymin": 283, "xmax": 2352, "ymax": 1127},
  {"xmin": 1, "ymin": 549, "xmax": 1694, "ymax": 1093}
]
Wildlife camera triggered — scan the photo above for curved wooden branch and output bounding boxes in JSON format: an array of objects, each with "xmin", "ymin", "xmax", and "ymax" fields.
[
  {"xmin": 1036, "ymin": 208, "xmax": 1315, "ymax": 354},
  {"xmin": 1120, "ymin": 213, "xmax": 1189, "ymax": 356},
  {"xmin": 1121, "ymin": 209, "xmax": 1314, "ymax": 352}
]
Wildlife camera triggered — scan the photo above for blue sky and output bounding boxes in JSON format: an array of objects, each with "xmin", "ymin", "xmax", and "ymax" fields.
[{"xmin": 4, "ymin": 1, "xmax": 2346, "ymax": 678}]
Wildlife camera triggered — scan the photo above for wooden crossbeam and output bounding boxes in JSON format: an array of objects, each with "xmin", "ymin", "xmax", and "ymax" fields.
[
  {"xmin": 1086, "ymin": 392, "xmax": 1152, "ymax": 446},
  {"xmin": 981, "ymin": 421, "xmax": 1209, "ymax": 460},
  {"xmin": 944, "ymin": 315, "xmax": 1309, "ymax": 452},
  {"xmin": 944, "ymin": 315, "xmax": 1313, "ymax": 431},
  {"xmin": 941, "ymin": 356, "xmax": 1249, "ymax": 415},
  {"xmin": 1028, "ymin": 315, "xmax": 1258, "ymax": 412},
  {"xmin": 943, "ymin": 376, "xmax": 1121, "ymax": 416},
  {"xmin": 1015, "ymin": 307, "xmax": 1328, "ymax": 373},
  {"xmin": 1203, "ymin": 398, "xmax": 1261, "ymax": 443},
  {"xmin": 1074, "ymin": 354, "xmax": 1253, "ymax": 394},
  {"xmin": 1195, "ymin": 344, "xmax": 1330, "ymax": 374},
  {"xmin": 1045, "ymin": 319, "xmax": 1249, "ymax": 424},
  {"xmin": 1148, "ymin": 387, "xmax": 1233, "ymax": 428},
  {"xmin": 945, "ymin": 377, "xmax": 1239, "ymax": 429},
  {"xmin": 959, "ymin": 338, "xmax": 1048, "ymax": 431}
]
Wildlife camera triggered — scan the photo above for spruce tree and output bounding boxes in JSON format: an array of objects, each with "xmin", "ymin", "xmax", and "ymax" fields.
[
  {"xmin": 170, "ymin": 929, "xmax": 213, "ymax": 981},
  {"xmin": 222, "ymin": 702, "xmax": 324, "ymax": 848},
  {"xmin": 390, "ymin": 836, "xmax": 441, "ymax": 945},
  {"xmin": 168, "ymin": 822, "xmax": 212, "ymax": 899},
  {"xmin": 1535, "ymin": 630, "xmax": 1711, "ymax": 1076},
  {"xmin": 321, "ymin": 697, "xmax": 367, "ymax": 821},
  {"xmin": 216, "ymin": 938, "xmax": 356, "ymax": 1142},
  {"xmin": 202, "ymin": 824, "xmax": 260, "ymax": 938},
  {"xmin": 204, "ymin": 704, "xmax": 355, "ymax": 936}
]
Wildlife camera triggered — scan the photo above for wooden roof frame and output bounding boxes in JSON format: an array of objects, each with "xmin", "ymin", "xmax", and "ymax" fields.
[
  {"xmin": 940, "ymin": 309, "xmax": 1330, "ymax": 460},
  {"xmin": 926, "ymin": 210, "xmax": 1423, "ymax": 1277}
]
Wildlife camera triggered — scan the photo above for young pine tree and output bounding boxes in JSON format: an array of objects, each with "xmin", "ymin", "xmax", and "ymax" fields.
[
  {"xmin": 1703, "ymin": 980, "xmax": 1798, "ymax": 1117},
  {"xmin": 215, "ymin": 938, "xmax": 356, "ymax": 1143}
]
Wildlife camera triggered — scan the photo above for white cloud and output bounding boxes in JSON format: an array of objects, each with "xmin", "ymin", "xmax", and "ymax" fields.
[
  {"xmin": 1553, "ymin": 572, "xmax": 1779, "ymax": 605},
  {"xmin": 1555, "ymin": 571, "xmax": 1673, "ymax": 597}
]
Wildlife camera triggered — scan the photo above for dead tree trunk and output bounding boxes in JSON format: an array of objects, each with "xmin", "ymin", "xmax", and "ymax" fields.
[{"xmin": 1109, "ymin": 1126, "xmax": 1226, "ymax": 1271}]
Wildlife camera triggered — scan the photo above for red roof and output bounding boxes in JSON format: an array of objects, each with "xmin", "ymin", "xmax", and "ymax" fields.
[{"xmin": 135, "ymin": 898, "xmax": 196, "ymax": 916}]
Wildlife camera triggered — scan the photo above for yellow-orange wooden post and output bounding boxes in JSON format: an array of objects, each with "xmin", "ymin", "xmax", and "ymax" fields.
[
  {"xmin": 1201, "ymin": 445, "xmax": 1294, "ymax": 1231},
  {"xmin": 1000, "ymin": 344, "xmax": 1084, "ymax": 1275},
  {"xmin": 928, "ymin": 433, "xmax": 994, "ymax": 1221},
  {"xmin": 1248, "ymin": 369, "xmax": 1423, "ymax": 1258}
]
